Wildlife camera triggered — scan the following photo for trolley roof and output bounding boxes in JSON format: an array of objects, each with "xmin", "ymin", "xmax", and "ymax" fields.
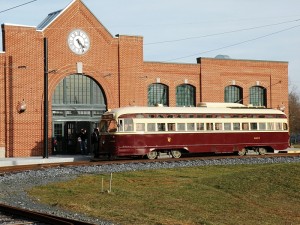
[{"xmin": 104, "ymin": 103, "xmax": 286, "ymax": 118}]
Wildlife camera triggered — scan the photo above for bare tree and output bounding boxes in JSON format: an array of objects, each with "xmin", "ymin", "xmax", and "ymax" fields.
[{"xmin": 289, "ymin": 86, "xmax": 300, "ymax": 144}]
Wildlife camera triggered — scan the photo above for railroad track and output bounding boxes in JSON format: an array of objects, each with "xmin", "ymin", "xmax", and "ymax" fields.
[
  {"xmin": 0, "ymin": 203, "xmax": 95, "ymax": 225},
  {"xmin": 0, "ymin": 152, "xmax": 299, "ymax": 175}
]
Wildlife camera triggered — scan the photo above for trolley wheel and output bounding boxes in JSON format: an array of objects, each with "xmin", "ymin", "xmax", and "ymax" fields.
[
  {"xmin": 171, "ymin": 150, "xmax": 182, "ymax": 158},
  {"xmin": 238, "ymin": 148, "xmax": 246, "ymax": 156},
  {"xmin": 147, "ymin": 151, "xmax": 158, "ymax": 160},
  {"xmin": 258, "ymin": 147, "xmax": 267, "ymax": 155}
]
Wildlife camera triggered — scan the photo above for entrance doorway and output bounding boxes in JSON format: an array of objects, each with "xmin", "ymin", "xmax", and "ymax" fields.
[
  {"xmin": 52, "ymin": 74, "xmax": 106, "ymax": 154},
  {"xmin": 53, "ymin": 121, "xmax": 99, "ymax": 154}
]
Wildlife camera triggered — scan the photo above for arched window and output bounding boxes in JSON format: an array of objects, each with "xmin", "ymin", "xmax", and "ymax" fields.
[
  {"xmin": 52, "ymin": 74, "xmax": 106, "ymax": 120},
  {"xmin": 176, "ymin": 84, "xmax": 196, "ymax": 106},
  {"xmin": 224, "ymin": 85, "xmax": 243, "ymax": 103},
  {"xmin": 52, "ymin": 74, "xmax": 105, "ymax": 105},
  {"xmin": 148, "ymin": 83, "xmax": 169, "ymax": 106},
  {"xmin": 249, "ymin": 86, "xmax": 267, "ymax": 107}
]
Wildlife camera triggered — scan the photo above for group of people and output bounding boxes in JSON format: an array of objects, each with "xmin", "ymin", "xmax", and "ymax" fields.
[{"xmin": 78, "ymin": 128, "xmax": 100, "ymax": 157}]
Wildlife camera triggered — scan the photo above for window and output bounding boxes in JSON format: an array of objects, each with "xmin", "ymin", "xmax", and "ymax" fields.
[
  {"xmin": 148, "ymin": 83, "xmax": 169, "ymax": 106},
  {"xmin": 52, "ymin": 74, "xmax": 105, "ymax": 105},
  {"xmin": 276, "ymin": 123, "xmax": 282, "ymax": 130},
  {"xmin": 176, "ymin": 84, "xmax": 196, "ymax": 106},
  {"xmin": 124, "ymin": 119, "xmax": 133, "ymax": 131},
  {"xmin": 242, "ymin": 123, "xmax": 249, "ymax": 130},
  {"xmin": 224, "ymin": 123, "xmax": 231, "ymax": 130},
  {"xmin": 167, "ymin": 123, "xmax": 175, "ymax": 131},
  {"xmin": 108, "ymin": 120, "xmax": 118, "ymax": 132},
  {"xmin": 187, "ymin": 123, "xmax": 195, "ymax": 131},
  {"xmin": 233, "ymin": 123, "xmax": 240, "ymax": 130},
  {"xmin": 250, "ymin": 123, "xmax": 258, "ymax": 130},
  {"xmin": 215, "ymin": 123, "xmax": 222, "ymax": 130},
  {"xmin": 136, "ymin": 123, "xmax": 145, "ymax": 131},
  {"xmin": 52, "ymin": 74, "xmax": 106, "ymax": 120},
  {"xmin": 259, "ymin": 123, "xmax": 266, "ymax": 130},
  {"xmin": 206, "ymin": 123, "xmax": 213, "ymax": 130},
  {"xmin": 197, "ymin": 123, "xmax": 204, "ymax": 130},
  {"xmin": 249, "ymin": 86, "xmax": 267, "ymax": 107},
  {"xmin": 177, "ymin": 123, "xmax": 185, "ymax": 131},
  {"xmin": 158, "ymin": 123, "xmax": 166, "ymax": 131},
  {"xmin": 118, "ymin": 120, "xmax": 124, "ymax": 132},
  {"xmin": 224, "ymin": 85, "xmax": 243, "ymax": 103},
  {"xmin": 147, "ymin": 123, "xmax": 156, "ymax": 131},
  {"xmin": 267, "ymin": 122, "xmax": 274, "ymax": 130}
]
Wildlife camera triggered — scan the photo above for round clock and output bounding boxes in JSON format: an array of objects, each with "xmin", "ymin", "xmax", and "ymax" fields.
[{"xmin": 67, "ymin": 29, "xmax": 90, "ymax": 55}]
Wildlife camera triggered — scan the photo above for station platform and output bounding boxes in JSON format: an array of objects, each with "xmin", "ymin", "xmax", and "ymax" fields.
[{"xmin": 0, "ymin": 155, "xmax": 92, "ymax": 167}]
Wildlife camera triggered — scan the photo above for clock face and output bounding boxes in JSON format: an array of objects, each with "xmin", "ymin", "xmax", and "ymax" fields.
[{"xmin": 68, "ymin": 29, "xmax": 90, "ymax": 55}]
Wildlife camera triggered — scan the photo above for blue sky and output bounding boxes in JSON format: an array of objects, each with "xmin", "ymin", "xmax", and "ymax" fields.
[{"xmin": 1, "ymin": 0, "xmax": 300, "ymax": 93}]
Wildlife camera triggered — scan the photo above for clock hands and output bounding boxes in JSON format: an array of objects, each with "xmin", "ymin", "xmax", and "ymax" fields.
[{"xmin": 76, "ymin": 38, "xmax": 85, "ymax": 52}]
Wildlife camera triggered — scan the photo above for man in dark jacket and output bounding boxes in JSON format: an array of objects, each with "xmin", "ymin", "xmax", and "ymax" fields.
[{"xmin": 91, "ymin": 128, "xmax": 99, "ymax": 158}]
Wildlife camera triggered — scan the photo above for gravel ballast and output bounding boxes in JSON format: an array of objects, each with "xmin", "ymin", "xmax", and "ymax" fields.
[{"xmin": 1, "ymin": 156, "xmax": 300, "ymax": 224}]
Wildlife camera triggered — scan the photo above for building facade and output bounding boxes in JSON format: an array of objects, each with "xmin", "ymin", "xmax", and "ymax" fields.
[{"xmin": 0, "ymin": 0, "xmax": 288, "ymax": 157}]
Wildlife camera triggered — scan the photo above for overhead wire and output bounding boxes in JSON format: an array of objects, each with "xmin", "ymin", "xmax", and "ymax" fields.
[
  {"xmin": 0, "ymin": 0, "xmax": 38, "ymax": 14},
  {"xmin": 144, "ymin": 18, "xmax": 300, "ymax": 45},
  {"xmin": 163, "ymin": 23, "xmax": 300, "ymax": 62}
]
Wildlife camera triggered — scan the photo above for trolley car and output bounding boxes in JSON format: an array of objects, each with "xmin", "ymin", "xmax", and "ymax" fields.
[{"xmin": 98, "ymin": 103, "xmax": 289, "ymax": 159}]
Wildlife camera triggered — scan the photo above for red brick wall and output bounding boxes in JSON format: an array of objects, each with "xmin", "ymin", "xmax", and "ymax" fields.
[
  {"xmin": 199, "ymin": 57, "xmax": 288, "ymax": 110},
  {"xmin": 0, "ymin": 0, "xmax": 289, "ymax": 157}
]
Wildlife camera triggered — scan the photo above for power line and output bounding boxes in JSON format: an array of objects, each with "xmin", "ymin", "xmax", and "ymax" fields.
[
  {"xmin": 0, "ymin": 0, "xmax": 38, "ymax": 14},
  {"xmin": 164, "ymin": 23, "xmax": 300, "ymax": 62},
  {"xmin": 144, "ymin": 18, "xmax": 300, "ymax": 45}
]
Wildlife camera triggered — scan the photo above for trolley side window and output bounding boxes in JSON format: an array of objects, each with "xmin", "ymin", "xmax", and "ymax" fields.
[
  {"xmin": 197, "ymin": 123, "xmax": 204, "ymax": 131},
  {"xmin": 124, "ymin": 118, "xmax": 134, "ymax": 131},
  {"xmin": 136, "ymin": 123, "xmax": 145, "ymax": 131},
  {"xmin": 276, "ymin": 123, "xmax": 282, "ymax": 130},
  {"xmin": 187, "ymin": 123, "xmax": 195, "ymax": 131},
  {"xmin": 215, "ymin": 123, "xmax": 222, "ymax": 130},
  {"xmin": 283, "ymin": 123, "xmax": 288, "ymax": 130},
  {"xmin": 167, "ymin": 123, "xmax": 176, "ymax": 131},
  {"xmin": 206, "ymin": 123, "xmax": 213, "ymax": 130},
  {"xmin": 147, "ymin": 123, "xmax": 156, "ymax": 131},
  {"xmin": 158, "ymin": 123, "xmax": 166, "ymax": 131},
  {"xmin": 242, "ymin": 123, "xmax": 249, "ymax": 130},
  {"xmin": 267, "ymin": 122, "xmax": 274, "ymax": 130},
  {"xmin": 224, "ymin": 123, "xmax": 231, "ymax": 130},
  {"xmin": 250, "ymin": 123, "xmax": 258, "ymax": 130},
  {"xmin": 259, "ymin": 123, "xmax": 266, "ymax": 130},
  {"xmin": 177, "ymin": 123, "xmax": 185, "ymax": 131},
  {"xmin": 233, "ymin": 123, "xmax": 240, "ymax": 130}
]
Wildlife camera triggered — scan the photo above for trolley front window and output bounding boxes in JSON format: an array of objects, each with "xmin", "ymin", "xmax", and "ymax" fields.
[{"xmin": 99, "ymin": 119, "xmax": 118, "ymax": 133}]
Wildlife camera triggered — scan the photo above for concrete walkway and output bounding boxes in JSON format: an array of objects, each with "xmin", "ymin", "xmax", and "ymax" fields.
[{"xmin": 0, "ymin": 155, "xmax": 92, "ymax": 167}]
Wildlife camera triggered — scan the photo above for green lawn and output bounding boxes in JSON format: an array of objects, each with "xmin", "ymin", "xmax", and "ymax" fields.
[{"xmin": 28, "ymin": 163, "xmax": 300, "ymax": 225}]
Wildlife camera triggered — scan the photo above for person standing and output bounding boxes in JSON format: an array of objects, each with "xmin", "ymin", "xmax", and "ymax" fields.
[
  {"xmin": 79, "ymin": 128, "xmax": 87, "ymax": 154},
  {"xmin": 91, "ymin": 128, "xmax": 99, "ymax": 158}
]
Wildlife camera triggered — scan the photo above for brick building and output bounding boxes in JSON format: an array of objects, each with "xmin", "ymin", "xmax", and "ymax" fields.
[{"xmin": 0, "ymin": 0, "xmax": 288, "ymax": 157}]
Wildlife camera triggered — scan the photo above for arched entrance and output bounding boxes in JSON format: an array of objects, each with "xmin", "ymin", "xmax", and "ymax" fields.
[{"xmin": 51, "ymin": 74, "xmax": 107, "ymax": 154}]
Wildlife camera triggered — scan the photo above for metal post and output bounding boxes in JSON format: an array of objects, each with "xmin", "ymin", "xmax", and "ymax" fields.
[{"xmin": 43, "ymin": 38, "xmax": 48, "ymax": 158}]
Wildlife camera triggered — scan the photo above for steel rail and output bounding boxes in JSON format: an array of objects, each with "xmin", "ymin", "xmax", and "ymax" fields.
[{"xmin": 0, "ymin": 203, "xmax": 95, "ymax": 225}]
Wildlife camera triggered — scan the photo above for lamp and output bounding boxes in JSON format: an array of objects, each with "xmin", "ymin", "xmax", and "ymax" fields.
[{"xmin": 18, "ymin": 99, "xmax": 26, "ymax": 113}]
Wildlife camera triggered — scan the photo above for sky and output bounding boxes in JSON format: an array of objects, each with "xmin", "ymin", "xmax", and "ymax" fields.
[{"xmin": 1, "ymin": 0, "xmax": 300, "ymax": 93}]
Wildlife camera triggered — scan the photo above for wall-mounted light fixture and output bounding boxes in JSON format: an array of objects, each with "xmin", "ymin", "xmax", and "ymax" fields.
[{"xmin": 18, "ymin": 99, "xmax": 26, "ymax": 113}]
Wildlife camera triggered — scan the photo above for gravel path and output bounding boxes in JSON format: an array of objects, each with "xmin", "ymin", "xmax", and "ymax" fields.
[{"xmin": 1, "ymin": 156, "xmax": 300, "ymax": 224}]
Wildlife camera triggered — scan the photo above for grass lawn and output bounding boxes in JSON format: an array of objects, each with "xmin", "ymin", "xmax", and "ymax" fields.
[{"xmin": 28, "ymin": 163, "xmax": 300, "ymax": 225}]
